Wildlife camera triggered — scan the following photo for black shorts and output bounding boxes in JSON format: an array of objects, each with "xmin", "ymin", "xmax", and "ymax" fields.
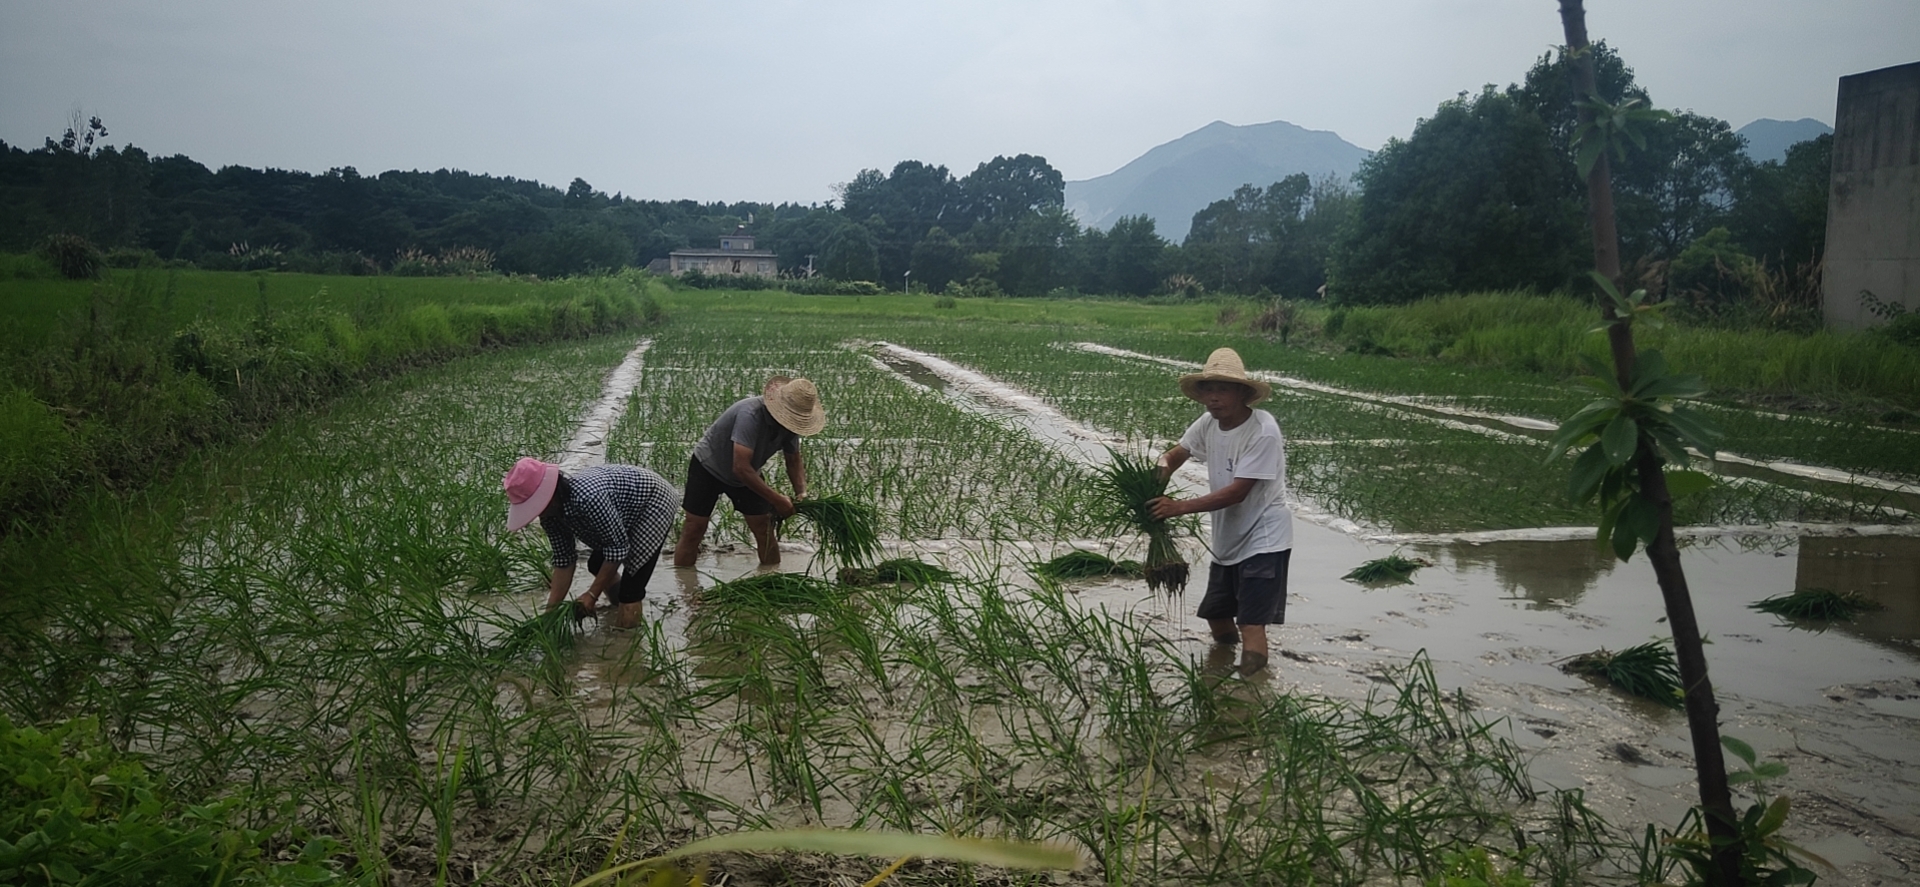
[
  {"xmin": 681, "ymin": 455, "xmax": 771, "ymax": 518},
  {"xmin": 587, "ymin": 547, "xmax": 661, "ymax": 604},
  {"xmin": 1196, "ymin": 549, "xmax": 1291, "ymax": 626}
]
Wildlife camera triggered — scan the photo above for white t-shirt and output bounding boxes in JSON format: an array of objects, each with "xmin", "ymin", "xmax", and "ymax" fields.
[{"xmin": 1179, "ymin": 409, "xmax": 1292, "ymax": 565}]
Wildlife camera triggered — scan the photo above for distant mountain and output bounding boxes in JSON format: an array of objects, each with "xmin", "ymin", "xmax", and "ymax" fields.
[
  {"xmin": 1735, "ymin": 118, "xmax": 1832, "ymax": 163},
  {"xmin": 1065, "ymin": 120, "xmax": 1370, "ymax": 242}
]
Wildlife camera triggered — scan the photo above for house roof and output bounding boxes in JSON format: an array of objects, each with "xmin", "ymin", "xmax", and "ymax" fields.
[{"xmin": 670, "ymin": 248, "xmax": 777, "ymax": 258}]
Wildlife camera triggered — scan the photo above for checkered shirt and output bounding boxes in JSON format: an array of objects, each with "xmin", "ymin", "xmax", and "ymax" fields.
[{"xmin": 540, "ymin": 465, "xmax": 678, "ymax": 570}]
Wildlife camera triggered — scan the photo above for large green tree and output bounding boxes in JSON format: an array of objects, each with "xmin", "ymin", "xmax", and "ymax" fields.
[
  {"xmin": 1182, "ymin": 173, "xmax": 1352, "ymax": 298},
  {"xmin": 1328, "ymin": 87, "xmax": 1585, "ymax": 303},
  {"xmin": 1727, "ymin": 134, "xmax": 1830, "ymax": 263}
]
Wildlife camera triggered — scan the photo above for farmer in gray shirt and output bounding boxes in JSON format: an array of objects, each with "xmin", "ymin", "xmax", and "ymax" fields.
[{"xmin": 672, "ymin": 376, "xmax": 826, "ymax": 567}]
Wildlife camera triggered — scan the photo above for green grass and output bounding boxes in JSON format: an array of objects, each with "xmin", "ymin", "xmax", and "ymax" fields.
[
  {"xmin": 0, "ymin": 267, "xmax": 663, "ymax": 532},
  {"xmin": 653, "ymin": 285, "xmax": 1237, "ymax": 332},
  {"xmin": 0, "ymin": 265, "xmax": 630, "ymax": 349},
  {"xmin": 702, "ymin": 572, "xmax": 845, "ymax": 612}
]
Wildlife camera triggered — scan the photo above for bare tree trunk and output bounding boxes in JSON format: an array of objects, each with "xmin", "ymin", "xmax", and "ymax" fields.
[{"xmin": 1555, "ymin": 2, "xmax": 1742, "ymax": 883}]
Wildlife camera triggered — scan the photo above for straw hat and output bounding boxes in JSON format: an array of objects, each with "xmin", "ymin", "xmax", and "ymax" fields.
[
  {"xmin": 503, "ymin": 457, "xmax": 560, "ymax": 531},
  {"xmin": 1179, "ymin": 347, "xmax": 1271, "ymax": 405},
  {"xmin": 762, "ymin": 374, "xmax": 793, "ymax": 397},
  {"xmin": 765, "ymin": 377, "xmax": 826, "ymax": 436}
]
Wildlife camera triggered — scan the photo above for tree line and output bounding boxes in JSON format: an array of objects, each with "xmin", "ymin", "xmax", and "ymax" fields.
[{"xmin": 4, "ymin": 43, "xmax": 1828, "ymax": 316}]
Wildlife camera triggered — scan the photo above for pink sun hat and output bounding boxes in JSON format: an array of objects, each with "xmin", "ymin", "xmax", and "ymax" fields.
[{"xmin": 503, "ymin": 457, "xmax": 560, "ymax": 531}]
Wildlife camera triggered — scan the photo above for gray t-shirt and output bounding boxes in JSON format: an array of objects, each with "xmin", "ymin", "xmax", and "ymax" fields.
[{"xmin": 692, "ymin": 395, "xmax": 799, "ymax": 487}]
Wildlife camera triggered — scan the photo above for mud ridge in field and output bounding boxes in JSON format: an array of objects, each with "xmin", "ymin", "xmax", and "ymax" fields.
[
  {"xmin": 556, "ymin": 337, "xmax": 651, "ymax": 471},
  {"xmin": 1075, "ymin": 342, "xmax": 1920, "ymax": 533}
]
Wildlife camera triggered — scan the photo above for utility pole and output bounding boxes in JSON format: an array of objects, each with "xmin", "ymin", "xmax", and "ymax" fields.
[
  {"xmin": 904, "ymin": 269, "xmax": 912, "ymax": 293},
  {"xmin": 805, "ymin": 254, "xmax": 815, "ymax": 278}
]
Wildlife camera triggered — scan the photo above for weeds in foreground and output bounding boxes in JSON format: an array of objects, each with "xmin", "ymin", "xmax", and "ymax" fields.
[
  {"xmin": 1659, "ymin": 736, "xmax": 1825, "ymax": 886},
  {"xmin": 1561, "ymin": 642, "xmax": 1683, "ymax": 708},
  {"xmin": 1749, "ymin": 587, "xmax": 1881, "ymax": 622}
]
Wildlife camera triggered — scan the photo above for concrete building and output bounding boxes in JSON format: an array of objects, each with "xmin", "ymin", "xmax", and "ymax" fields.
[
  {"xmin": 666, "ymin": 227, "xmax": 778, "ymax": 277},
  {"xmin": 1823, "ymin": 60, "xmax": 1920, "ymax": 329}
]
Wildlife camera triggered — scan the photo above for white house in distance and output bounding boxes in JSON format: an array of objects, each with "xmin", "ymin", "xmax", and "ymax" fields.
[{"xmin": 658, "ymin": 227, "xmax": 778, "ymax": 276}]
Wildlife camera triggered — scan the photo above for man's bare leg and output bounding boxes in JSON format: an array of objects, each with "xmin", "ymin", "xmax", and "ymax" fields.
[
  {"xmin": 1238, "ymin": 624, "xmax": 1270, "ymax": 675},
  {"xmin": 674, "ymin": 512, "xmax": 709, "ymax": 568},
  {"xmin": 1208, "ymin": 618, "xmax": 1239, "ymax": 644},
  {"xmin": 745, "ymin": 513, "xmax": 780, "ymax": 565}
]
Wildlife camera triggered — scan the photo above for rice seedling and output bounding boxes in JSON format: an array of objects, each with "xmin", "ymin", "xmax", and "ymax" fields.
[
  {"xmin": 838, "ymin": 558, "xmax": 955, "ymax": 586},
  {"xmin": 1342, "ymin": 553, "xmax": 1432, "ymax": 585},
  {"xmin": 1092, "ymin": 449, "xmax": 1189, "ymax": 594},
  {"xmin": 1561, "ymin": 641, "xmax": 1684, "ymax": 707},
  {"xmin": 1749, "ymin": 587, "xmax": 1883, "ymax": 621},
  {"xmin": 702, "ymin": 572, "xmax": 844, "ymax": 613},
  {"xmin": 791, "ymin": 494, "xmax": 883, "ymax": 566},
  {"xmin": 492, "ymin": 607, "xmax": 578, "ymax": 659},
  {"xmin": 1031, "ymin": 550, "xmax": 1143, "ymax": 581}
]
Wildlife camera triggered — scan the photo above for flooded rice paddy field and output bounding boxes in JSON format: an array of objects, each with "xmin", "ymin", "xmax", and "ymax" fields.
[
  {"xmin": 590, "ymin": 313, "xmax": 1918, "ymax": 882},
  {"xmin": 11, "ymin": 309, "xmax": 1916, "ymax": 884}
]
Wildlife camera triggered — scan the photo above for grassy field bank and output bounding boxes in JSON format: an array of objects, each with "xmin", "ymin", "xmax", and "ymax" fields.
[{"xmin": 0, "ymin": 265, "xmax": 663, "ymax": 534}]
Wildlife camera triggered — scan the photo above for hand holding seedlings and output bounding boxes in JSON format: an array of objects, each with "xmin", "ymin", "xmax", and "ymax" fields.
[
  {"xmin": 675, "ymin": 375, "xmax": 825, "ymax": 567},
  {"xmin": 504, "ymin": 458, "xmax": 677, "ymax": 631},
  {"xmin": 1169, "ymin": 348, "xmax": 1296, "ymax": 677}
]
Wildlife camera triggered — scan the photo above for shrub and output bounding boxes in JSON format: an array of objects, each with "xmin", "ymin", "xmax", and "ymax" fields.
[
  {"xmin": 103, "ymin": 247, "xmax": 162, "ymax": 269},
  {"xmin": 782, "ymin": 276, "xmax": 884, "ymax": 296},
  {"xmin": 0, "ymin": 716, "xmax": 344, "ymax": 886},
  {"xmin": 38, "ymin": 233, "xmax": 106, "ymax": 280},
  {"xmin": 946, "ymin": 276, "xmax": 1002, "ymax": 299}
]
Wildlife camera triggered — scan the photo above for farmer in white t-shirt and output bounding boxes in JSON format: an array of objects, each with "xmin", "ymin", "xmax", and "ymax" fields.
[{"xmin": 1149, "ymin": 347, "xmax": 1293, "ymax": 676}]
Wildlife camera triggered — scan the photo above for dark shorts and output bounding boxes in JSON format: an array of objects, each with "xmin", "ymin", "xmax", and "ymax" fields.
[
  {"xmin": 681, "ymin": 455, "xmax": 771, "ymax": 518},
  {"xmin": 1196, "ymin": 549, "xmax": 1291, "ymax": 626},
  {"xmin": 587, "ymin": 547, "xmax": 662, "ymax": 604}
]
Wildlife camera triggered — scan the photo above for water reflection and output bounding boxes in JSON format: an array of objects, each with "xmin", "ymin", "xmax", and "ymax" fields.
[
  {"xmin": 1795, "ymin": 535, "xmax": 1920, "ymax": 650},
  {"xmin": 1435, "ymin": 539, "xmax": 1618, "ymax": 607}
]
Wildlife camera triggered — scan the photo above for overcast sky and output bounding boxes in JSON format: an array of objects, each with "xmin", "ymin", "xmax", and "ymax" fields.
[{"xmin": 2, "ymin": 1, "xmax": 1913, "ymax": 205}]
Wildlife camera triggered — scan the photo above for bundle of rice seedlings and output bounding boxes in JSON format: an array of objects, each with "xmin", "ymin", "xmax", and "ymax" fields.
[
  {"xmin": 1341, "ymin": 554, "xmax": 1431, "ymax": 585},
  {"xmin": 1561, "ymin": 642, "xmax": 1682, "ymax": 708},
  {"xmin": 840, "ymin": 558, "xmax": 955, "ymax": 586},
  {"xmin": 705, "ymin": 572, "xmax": 842, "ymax": 612},
  {"xmin": 492, "ymin": 607, "xmax": 577, "ymax": 661},
  {"xmin": 1031, "ymin": 550, "xmax": 1143, "ymax": 581},
  {"xmin": 1092, "ymin": 450, "xmax": 1189, "ymax": 594},
  {"xmin": 792, "ymin": 494, "xmax": 882, "ymax": 567},
  {"xmin": 1750, "ymin": 587, "xmax": 1881, "ymax": 621}
]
